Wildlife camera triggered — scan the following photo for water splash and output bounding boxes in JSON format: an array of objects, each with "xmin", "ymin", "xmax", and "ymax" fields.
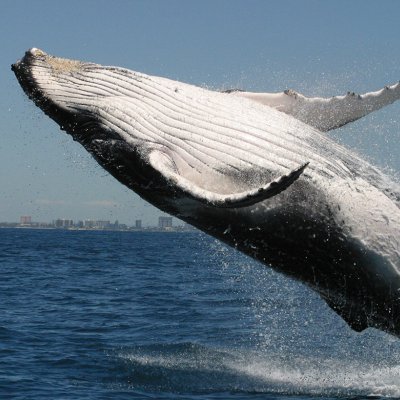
[{"xmin": 113, "ymin": 343, "xmax": 400, "ymax": 398}]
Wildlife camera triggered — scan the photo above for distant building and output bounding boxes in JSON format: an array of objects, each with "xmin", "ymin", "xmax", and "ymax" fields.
[
  {"xmin": 158, "ymin": 216, "xmax": 172, "ymax": 229},
  {"xmin": 54, "ymin": 219, "xmax": 73, "ymax": 228},
  {"xmin": 135, "ymin": 219, "xmax": 142, "ymax": 229},
  {"xmin": 20, "ymin": 216, "xmax": 32, "ymax": 225},
  {"xmin": 96, "ymin": 220, "xmax": 110, "ymax": 229},
  {"xmin": 84, "ymin": 220, "xmax": 95, "ymax": 229}
]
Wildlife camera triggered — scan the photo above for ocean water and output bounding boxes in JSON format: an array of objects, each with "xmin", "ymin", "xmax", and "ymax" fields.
[{"xmin": 1, "ymin": 228, "xmax": 400, "ymax": 400}]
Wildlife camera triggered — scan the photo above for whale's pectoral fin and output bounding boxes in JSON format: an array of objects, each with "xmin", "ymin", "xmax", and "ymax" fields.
[
  {"xmin": 224, "ymin": 81, "xmax": 400, "ymax": 132},
  {"xmin": 148, "ymin": 151, "xmax": 309, "ymax": 208}
]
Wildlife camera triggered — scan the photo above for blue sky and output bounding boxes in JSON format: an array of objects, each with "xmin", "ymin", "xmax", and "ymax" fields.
[{"xmin": 1, "ymin": 0, "xmax": 399, "ymax": 225}]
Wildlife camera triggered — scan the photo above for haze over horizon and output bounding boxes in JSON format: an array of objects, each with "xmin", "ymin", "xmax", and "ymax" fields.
[{"xmin": 1, "ymin": 0, "xmax": 400, "ymax": 225}]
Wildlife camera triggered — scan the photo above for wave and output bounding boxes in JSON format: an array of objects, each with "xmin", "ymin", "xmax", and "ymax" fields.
[{"xmin": 108, "ymin": 342, "xmax": 400, "ymax": 398}]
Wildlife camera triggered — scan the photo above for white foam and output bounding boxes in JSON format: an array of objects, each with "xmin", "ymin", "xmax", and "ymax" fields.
[
  {"xmin": 231, "ymin": 356, "xmax": 400, "ymax": 397},
  {"xmin": 119, "ymin": 346, "xmax": 400, "ymax": 397}
]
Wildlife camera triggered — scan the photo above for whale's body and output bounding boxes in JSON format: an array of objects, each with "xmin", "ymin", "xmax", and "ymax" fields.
[{"xmin": 12, "ymin": 49, "xmax": 400, "ymax": 336}]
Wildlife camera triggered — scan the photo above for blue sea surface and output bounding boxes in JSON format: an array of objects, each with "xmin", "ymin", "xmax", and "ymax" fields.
[{"xmin": 1, "ymin": 228, "xmax": 400, "ymax": 399}]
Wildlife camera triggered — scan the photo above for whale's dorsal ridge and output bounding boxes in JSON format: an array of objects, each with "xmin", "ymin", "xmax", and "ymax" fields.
[
  {"xmin": 148, "ymin": 150, "xmax": 309, "ymax": 208},
  {"xmin": 226, "ymin": 81, "xmax": 400, "ymax": 132}
]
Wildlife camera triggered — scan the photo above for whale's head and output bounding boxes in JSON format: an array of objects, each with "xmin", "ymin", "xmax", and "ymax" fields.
[
  {"xmin": 12, "ymin": 48, "xmax": 177, "ymax": 203},
  {"xmin": 12, "ymin": 48, "xmax": 309, "ymax": 214},
  {"xmin": 12, "ymin": 48, "xmax": 96, "ymax": 135}
]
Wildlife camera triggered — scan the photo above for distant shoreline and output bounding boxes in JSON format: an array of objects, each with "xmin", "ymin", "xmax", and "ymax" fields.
[{"xmin": 0, "ymin": 224, "xmax": 197, "ymax": 233}]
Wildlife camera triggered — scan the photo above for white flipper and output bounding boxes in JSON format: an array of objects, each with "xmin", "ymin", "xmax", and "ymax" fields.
[
  {"xmin": 226, "ymin": 82, "xmax": 400, "ymax": 131},
  {"xmin": 148, "ymin": 150, "xmax": 308, "ymax": 208}
]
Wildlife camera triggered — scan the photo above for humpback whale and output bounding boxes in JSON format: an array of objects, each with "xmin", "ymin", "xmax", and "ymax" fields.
[{"xmin": 12, "ymin": 48, "xmax": 400, "ymax": 336}]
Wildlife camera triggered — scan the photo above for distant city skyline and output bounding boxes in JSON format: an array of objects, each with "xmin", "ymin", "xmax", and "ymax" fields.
[
  {"xmin": 1, "ymin": 1, "xmax": 400, "ymax": 225},
  {"xmin": 1, "ymin": 214, "xmax": 181, "ymax": 228},
  {"xmin": 0, "ymin": 214, "xmax": 196, "ymax": 232}
]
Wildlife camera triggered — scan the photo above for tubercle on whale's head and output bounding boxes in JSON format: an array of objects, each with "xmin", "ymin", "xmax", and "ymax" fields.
[
  {"xmin": 13, "ymin": 48, "xmax": 83, "ymax": 75},
  {"xmin": 12, "ymin": 48, "xmax": 82, "ymax": 93}
]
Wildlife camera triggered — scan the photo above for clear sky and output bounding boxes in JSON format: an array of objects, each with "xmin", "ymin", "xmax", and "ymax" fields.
[{"xmin": 1, "ymin": 0, "xmax": 399, "ymax": 225}]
